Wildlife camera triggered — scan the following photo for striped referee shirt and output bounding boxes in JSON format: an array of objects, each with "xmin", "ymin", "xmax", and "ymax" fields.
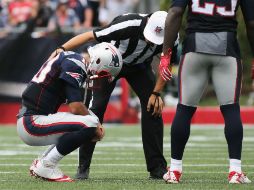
[{"xmin": 93, "ymin": 13, "xmax": 178, "ymax": 66}]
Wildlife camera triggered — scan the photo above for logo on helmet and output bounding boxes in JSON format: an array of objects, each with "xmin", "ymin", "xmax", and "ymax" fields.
[{"xmin": 109, "ymin": 54, "xmax": 120, "ymax": 67}]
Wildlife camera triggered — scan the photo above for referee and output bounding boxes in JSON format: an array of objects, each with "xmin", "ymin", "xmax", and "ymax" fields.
[{"xmin": 51, "ymin": 11, "xmax": 178, "ymax": 179}]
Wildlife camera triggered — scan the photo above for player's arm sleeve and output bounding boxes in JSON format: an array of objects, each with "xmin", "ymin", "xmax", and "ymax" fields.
[
  {"xmin": 59, "ymin": 59, "xmax": 85, "ymax": 88},
  {"xmin": 64, "ymin": 82, "xmax": 83, "ymax": 103},
  {"xmin": 59, "ymin": 58, "xmax": 86, "ymax": 103}
]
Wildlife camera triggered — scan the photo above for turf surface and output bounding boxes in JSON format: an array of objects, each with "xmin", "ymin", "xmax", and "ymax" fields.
[{"xmin": 0, "ymin": 124, "xmax": 254, "ymax": 190}]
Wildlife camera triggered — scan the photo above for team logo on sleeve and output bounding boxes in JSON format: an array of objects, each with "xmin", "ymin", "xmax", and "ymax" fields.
[{"xmin": 66, "ymin": 72, "xmax": 83, "ymax": 87}]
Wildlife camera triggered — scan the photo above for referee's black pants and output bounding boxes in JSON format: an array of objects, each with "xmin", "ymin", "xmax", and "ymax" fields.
[{"xmin": 80, "ymin": 64, "xmax": 167, "ymax": 173}]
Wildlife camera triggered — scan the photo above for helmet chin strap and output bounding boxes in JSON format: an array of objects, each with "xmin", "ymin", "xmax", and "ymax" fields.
[
  {"xmin": 88, "ymin": 70, "xmax": 112, "ymax": 81},
  {"xmin": 89, "ymin": 75, "xmax": 99, "ymax": 80},
  {"xmin": 84, "ymin": 71, "xmax": 112, "ymax": 89}
]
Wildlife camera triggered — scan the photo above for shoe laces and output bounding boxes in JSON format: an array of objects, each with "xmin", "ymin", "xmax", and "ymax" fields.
[
  {"xmin": 52, "ymin": 166, "xmax": 64, "ymax": 177},
  {"xmin": 42, "ymin": 160, "xmax": 55, "ymax": 169},
  {"xmin": 42, "ymin": 160, "xmax": 63, "ymax": 177},
  {"xmin": 171, "ymin": 170, "xmax": 181, "ymax": 180},
  {"xmin": 229, "ymin": 171, "xmax": 244, "ymax": 180}
]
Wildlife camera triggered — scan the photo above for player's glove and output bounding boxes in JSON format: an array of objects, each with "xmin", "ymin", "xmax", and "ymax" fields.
[
  {"xmin": 251, "ymin": 59, "xmax": 254, "ymax": 80},
  {"xmin": 159, "ymin": 48, "xmax": 172, "ymax": 81}
]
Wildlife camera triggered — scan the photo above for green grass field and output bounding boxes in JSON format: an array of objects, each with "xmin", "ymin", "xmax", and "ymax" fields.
[{"xmin": 0, "ymin": 124, "xmax": 254, "ymax": 190}]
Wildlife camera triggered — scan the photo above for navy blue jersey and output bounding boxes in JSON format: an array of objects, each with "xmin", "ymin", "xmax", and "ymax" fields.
[
  {"xmin": 172, "ymin": 0, "xmax": 254, "ymax": 58},
  {"xmin": 21, "ymin": 51, "xmax": 87, "ymax": 115},
  {"xmin": 172, "ymin": 0, "xmax": 254, "ymax": 33}
]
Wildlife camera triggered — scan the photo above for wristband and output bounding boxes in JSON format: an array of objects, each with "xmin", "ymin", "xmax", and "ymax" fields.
[
  {"xmin": 152, "ymin": 91, "xmax": 160, "ymax": 96},
  {"xmin": 161, "ymin": 48, "xmax": 172, "ymax": 59},
  {"xmin": 57, "ymin": 46, "xmax": 66, "ymax": 51}
]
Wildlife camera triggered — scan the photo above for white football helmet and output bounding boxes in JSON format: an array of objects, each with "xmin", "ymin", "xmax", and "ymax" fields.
[{"xmin": 87, "ymin": 42, "xmax": 123, "ymax": 82}]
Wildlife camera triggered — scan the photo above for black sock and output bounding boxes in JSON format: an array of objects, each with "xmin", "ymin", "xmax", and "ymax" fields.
[
  {"xmin": 220, "ymin": 103, "xmax": 243, "ymax": 159},
  {"xmin": 56, "ymin": 127, "xmax": 96, "ymax": 156},
  {"xmin": 78, "ymin": 142, "xmax": 96, "ymax": 168},
  {"xmin": 171, "ymin": 103, "xmax": 197, "ymax": 160}
]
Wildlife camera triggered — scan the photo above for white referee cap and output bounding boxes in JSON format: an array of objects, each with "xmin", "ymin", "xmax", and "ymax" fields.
[{"xmin": 143, "ymin": 11, "xmax": 167, "ymax": 45}]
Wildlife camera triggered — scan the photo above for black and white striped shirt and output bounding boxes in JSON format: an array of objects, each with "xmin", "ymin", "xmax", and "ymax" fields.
[{"xmin": 93, "ymin": 13, "xmax": 178, "ymax": 66}]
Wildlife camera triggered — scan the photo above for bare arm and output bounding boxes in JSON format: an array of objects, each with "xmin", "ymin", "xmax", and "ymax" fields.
[
  {"xmin": 147, "ymin": 7, "xmax": 185, "ymax": 116},
  {"xmin": 69, "ymin": 101, "xmax": 105, "ymax": 141},
  {"xmin": 246, "ymin": 20, "xmax": 254, "ymax": 56},
  {"xmin": 147, "ymin": 75, "xmax": 167, "ymax": 117},
  {"xmin": 156, "ymin": 6, "xmax": 185, "ymax": 91},
  {"xmin": 48, "ymin": 31, "xmax": 96, "ymax": 60},
  {"xmin": 163, "ymin": 7, "xmax": 185, "ymax": 54},
  {"xmin": 62, "ymin": 31, "xmax": 96, "ymax": 50},
  {"xmin": 153, "ymin": 75, "xmax": 167, "ymax": 93},
  {"xmin": 68, "ymin": 102, "xmax": 90, "ymax": 115}
]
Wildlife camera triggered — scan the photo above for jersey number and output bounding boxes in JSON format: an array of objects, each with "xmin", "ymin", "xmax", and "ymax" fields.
[
  {"xmin": 32, "ymin": 55, "xmax": 59, "ymax": 83},
  {"xmin": 191, "ymin": 0, "xmax": 237, "ymax": 16}
]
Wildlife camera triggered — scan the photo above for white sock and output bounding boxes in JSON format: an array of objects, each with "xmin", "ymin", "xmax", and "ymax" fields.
[
  {"xmin": 229, "ymin": 159, "xmax": 242, "ymax": 173},
  {"xmin": 43, "ymin": 147, "xmax": 64, "ymax": 166},
  {"xmin": 41, "ymin": 145, "xmax": 56, "ymax": 158},
  {"xmin": 170, "ymin": 158, "xmax": 182, "ymax": 172}
]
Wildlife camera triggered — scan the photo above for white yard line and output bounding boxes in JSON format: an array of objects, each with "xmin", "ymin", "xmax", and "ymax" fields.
[
  {"xmin": 0, "ymin": 157, "xmax": 213, "ymax": 161},
  {"xmin": 0, "ymin": 149, "xmax": 253, "ymax": 156},
  {"xmin": 1, "ymin": 163, "xmax": 254, "ymax": 167},
  {"xmin": 101, "ymin": 124, "xmax": 254, "ymax": 129},
  {"xmin": 0, "ymin": 143, "xmax": 240, "ymax": 148},
  {"xmin": 1, "ymin": 170, "xmax": 254, "ymax": 174},
  {"xmin": 2, "ymin": 157, "xmax": 250, "ymax": 161},
  {"xmin": 1, "ymin": 139, "xmax": 254, "ymax": 144}
]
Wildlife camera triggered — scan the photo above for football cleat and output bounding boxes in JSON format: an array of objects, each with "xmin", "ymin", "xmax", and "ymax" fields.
[
  {"xmin": 149, "ymin": 167, "xmax": 167, "ymax": 179},
  {"xmin": 32, "ymin": 159, "xmax": 73, "ymax": 182},
  {"xmin": 228, "ymin": 171, "xmax": 251, "ymax": 184},
  {"xmin": 75, "ymin": 166, "xmax": 90, "ymax": 180},
  {"xmin": 29, "ymin": 159, "xmax": 39, "ymax": 176},
  {"xmin": 163, "ymin": 168, "xmax": 182, "ymax": 184}
]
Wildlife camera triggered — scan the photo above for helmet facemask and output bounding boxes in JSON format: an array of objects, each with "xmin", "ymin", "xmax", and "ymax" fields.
[
  {"xmin": 85, "ymin": 42, "xmax": 123, "ymax": 89},
  {"xmin": 85, "ymin": 70, "xmax": 112, "ymax": 89}
]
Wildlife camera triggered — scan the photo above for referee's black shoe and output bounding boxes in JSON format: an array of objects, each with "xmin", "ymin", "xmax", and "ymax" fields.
[
  {"xmin": 75, "ymin": 166, "xmax": 90, "ymax": 180},
  {"xmin": 149, "ymin": 167, "xmax": 167, "ymax": 179},
  {"xmin": 75, "ymin": 143, "xmax": 95, "ymax": 180}
]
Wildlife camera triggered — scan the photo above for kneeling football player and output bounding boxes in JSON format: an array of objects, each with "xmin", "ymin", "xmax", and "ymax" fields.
[{"xmin": 16, "ymin": 42, "xmax": 123, "ymax": 182}]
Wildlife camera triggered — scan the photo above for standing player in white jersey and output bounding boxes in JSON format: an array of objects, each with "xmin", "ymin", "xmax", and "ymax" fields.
[
  {"xmin": 154, "ymin": 0, "xmax": 254, "ymax": 184},
  {"xmin": 16, "ymin": 42, "xmax": 123, "ymax": 182}
]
